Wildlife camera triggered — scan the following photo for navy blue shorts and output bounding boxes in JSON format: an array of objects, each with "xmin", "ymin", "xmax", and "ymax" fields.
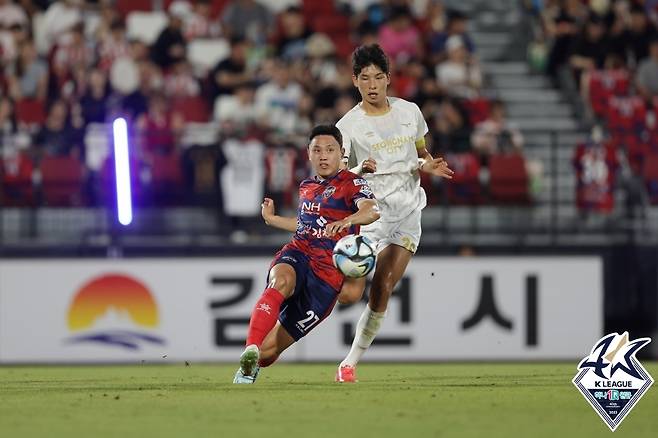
[{"xmin": 269, "ymin": 248, "xmax": 339, "ymax": 341}]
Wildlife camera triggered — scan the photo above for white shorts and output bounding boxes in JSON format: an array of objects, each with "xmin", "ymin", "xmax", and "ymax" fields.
[{"xmin": 359, "ymin": 208, "xmax": 422, "ymax": 254}]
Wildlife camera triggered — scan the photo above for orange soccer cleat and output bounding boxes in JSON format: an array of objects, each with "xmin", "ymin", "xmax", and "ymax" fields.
[{"xmin": 335, "ymin": 364, "xmax": 357, "ymax": 383}]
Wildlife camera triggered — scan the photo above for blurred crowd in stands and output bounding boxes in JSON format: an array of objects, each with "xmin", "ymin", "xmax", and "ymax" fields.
[
  {"xmin": 528, "ymin": 0, "xmax": 658, "ymax": 211},
  {"xmin": 0, "ymin": 0, "xmax": 656, "ymax": 217}
]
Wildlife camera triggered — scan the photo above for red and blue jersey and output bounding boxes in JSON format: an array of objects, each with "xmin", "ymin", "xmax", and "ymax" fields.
[{"xmin": 283, "ymin": 169, "xmax": 375, "ymax": 291}]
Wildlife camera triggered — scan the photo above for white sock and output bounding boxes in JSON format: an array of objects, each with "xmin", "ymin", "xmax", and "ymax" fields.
[{"xmin": 340, "ymin": 305, "xmax": 386, "ymax": 367}]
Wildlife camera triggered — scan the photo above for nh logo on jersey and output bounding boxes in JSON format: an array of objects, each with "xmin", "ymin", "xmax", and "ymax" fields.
[
  {"xmin": 302, "ymin": 202, "xmax": 321, "ymax": 213},
  {"xmin": 573, "ymin": 332, "xmax": 653, "ymax": 431}
]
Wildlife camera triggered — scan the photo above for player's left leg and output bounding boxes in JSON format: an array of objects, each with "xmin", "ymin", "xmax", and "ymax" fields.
[
  {"xmin": 337, "ymin": 277, "xmax": 367, "ymax": 305},
  {"xmin": 258, "ymin": 321, "xmax": 296, "ymax": 367},
  {"xmin": 336, "ymin": 245, "xmax": 412, "ymax": 382}
]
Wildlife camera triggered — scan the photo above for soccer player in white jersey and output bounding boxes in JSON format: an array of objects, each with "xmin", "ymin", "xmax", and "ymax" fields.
[{"xmin": 333, "ymin": 44, "xmax": 453, "ymax": 382}]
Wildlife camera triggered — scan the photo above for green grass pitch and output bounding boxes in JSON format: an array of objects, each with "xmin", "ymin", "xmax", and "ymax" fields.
[{"xmin": 1, "ymin": 362, "xmax": 657, "ymax": 438}]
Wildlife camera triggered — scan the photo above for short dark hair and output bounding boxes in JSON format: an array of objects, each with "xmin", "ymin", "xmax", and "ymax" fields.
[
  {"xmin": 309, "ymin": 124, "xmax": 343, "ymax": 146},
  {"xmin": 351, "ymin": 44, "xmax": 390, "ymax": 76}
]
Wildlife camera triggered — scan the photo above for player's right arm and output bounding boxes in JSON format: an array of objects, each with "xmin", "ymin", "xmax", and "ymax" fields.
[{"xmin": 261, "ymin": 198, "xmax": 297, "ymax": 232}]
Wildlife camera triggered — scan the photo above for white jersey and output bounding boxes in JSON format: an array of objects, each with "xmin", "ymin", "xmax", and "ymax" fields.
[{"xmin": 336, "ymin": 97, "xmax": 428, "ymax": 222}]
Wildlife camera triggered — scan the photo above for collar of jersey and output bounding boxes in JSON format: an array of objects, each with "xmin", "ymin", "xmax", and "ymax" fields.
[
  {"xmin": 359, "ymin": 97, "xmax": 392, "ymax": 117},
  {"xmin": 314, "ymin": 169, "xmax": 343, "ymax": 184}
]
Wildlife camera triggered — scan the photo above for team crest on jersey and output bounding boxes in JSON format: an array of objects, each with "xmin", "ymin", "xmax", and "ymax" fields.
[
  {"xmin": 353, "ymin": 178, "xmax": 368, "ymax": 186},
  {"xmin": 359, "ymin": 186, "xmax": 373, "ymax": 196},
  {"xmin": 572, "ymin": 332, "xmax": 653, "ymax": 431},
  {"xmin": 322, "ymin": 186, "xmax": 336, "ymax": 198}
]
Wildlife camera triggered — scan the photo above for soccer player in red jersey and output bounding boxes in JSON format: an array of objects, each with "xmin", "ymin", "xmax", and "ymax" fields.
[{"xmin": 233, "ymin": 125, "xmax": 380, "ymax": 384}]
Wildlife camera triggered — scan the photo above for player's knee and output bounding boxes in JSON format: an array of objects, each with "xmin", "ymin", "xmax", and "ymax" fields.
[
  {"xmin": 268, "ymin": 273, "xmax": 295, "ymax": 296},
  {"xmin": 338, "ymin": 285, "xmax": 363, "ymax": 305}
]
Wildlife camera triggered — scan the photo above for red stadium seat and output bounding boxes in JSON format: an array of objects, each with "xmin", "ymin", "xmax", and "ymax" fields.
[
  {"xmin": 40, "ymin": 155, "xmax": 85, "ymax": 206},
  {"xmin": 148, "ymin": 152, "xmax": 185, "ymax": 205},
  {"xmin": 0, "ymin": 152, "xmax": 35, "ymax": 206},
  {"xmin": 15, "ymin": 98, "xmax": 46, "ymax": 129},
  {"xmin": 445, "ymin": 153, "xmax": 481, "ymax": 205},
  {"xmin": 588, "ymin": 69, "xmax": 630, "ymax": 118},
  {"xmin": 489, "ymin": 153, "xmax": 529, "ymax": 204},
  {"xmin": 462, "ymin": 98, "xmax": 491, "ymax": 125},
  {"xmin": 302, "ymin": 0, "xmax": 335, "ymax": 21},
  {"xmin": 172, "ymin": 96, "xmax": 210, "ymax": 123},
  {"xmin": 311, "ymin": 15, "xmax": 350, "ymax": 37},
  {"xmin": 116, "ymin": 0, "xmax": 152, "ymax": 17},
  {"xmin": 642, "ymin": 152, "xmax": 658, "ymax": 204}
]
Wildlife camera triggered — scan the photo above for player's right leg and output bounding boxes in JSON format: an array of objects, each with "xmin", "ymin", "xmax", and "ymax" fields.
[
  {"xmin": 258, "ymin": 321, "xmax": 296, "ymax": 368},
  {"xmin": 234, "ymin": 263, "xmax": 296, "ymax": 384}
]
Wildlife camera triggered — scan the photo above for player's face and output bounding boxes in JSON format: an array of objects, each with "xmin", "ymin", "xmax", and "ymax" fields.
[
  {"xmin": 353, "ymin": 64, "xmax": 390, "ymax": 107},
  {"xmin": 308, "ymin": 135, "xmax": 343, "ymax": 178}
]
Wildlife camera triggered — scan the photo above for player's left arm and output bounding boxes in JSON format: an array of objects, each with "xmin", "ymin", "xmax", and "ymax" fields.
[
  {"xmin": 416, "ymin": 137, "xmax": 454, "ymax": 179},
  {"xmin": 325, "ymin": 199, "xmax": 380, "ymax": 237}
]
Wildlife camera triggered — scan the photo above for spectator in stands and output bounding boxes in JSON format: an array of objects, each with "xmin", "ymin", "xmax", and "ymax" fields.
[
  {"xmin": 626, "ymin": 4, "xmax": 658, "ymax": 65},
  {"xmin": 163, "ymin": 60, "xmax": 200, "ymax": 98},
  {"xmin": 77, "ymin": 68, "xmax": 109, "ymax": 125},
  {"xmin": 255, "ymin": 59, "xmax": 303, "ymax": 133},
  {"xmin": 569, "ymin": 14, "xmax": 608, "ymax": 81},
  {"xmin": 436, "ymin": 35, "xmax": 482, "ymax": 99},
  {"xmin": 429, "ymin": 9, "xmax": 474, "ymax": 64},
  {"xmin": 378, "ymin": 5, "xmax": 423, "ymax": 63},
  {"xmin": 49, "ymin": 22, "xmax": 94, "ymax": 98},
  {"xmin": 0, "ymin": 96, "xmax": 17, "ymax": 151},
  {"xmin": 34, "ymin": 100, "xmax": 81, "ymax": 158},
  {"xmin": 184, "ymin": 0, "xmax": 222, "ymax": 40},
  {"xmin": 432, "ymin": 98, "xmax": 472, "ymax": 154},
  {"xmin": 136, "ymin": 93, "xmax": 184, "ymax": 156},
  {"xmin": 210, "ymin": 36, "xmax": 250, "ymax": 100},
  {"xmin": 6, "ymin": 40, "xmax": 48, "ymax": 100},
  {"xmin": 0, "ymin": 0, "xmax": 28, "ymax": 29},
  {"xmin": 636, "ymin": 37, "xmax": 658, "ymax": 103},
  {"xmin": 221, "ymin": 0, "xmax": 274, "ymax": 45},
  {"xmin": 418, "ymin": 0, "xmax": 447, "ymax": 37},
  {"xmin": 545, "ymin": 12, "xmax": 579, "ymax": 78},
  {"xmin": 151, "ymin": 4, "xmax": 187, "ymax": 70},
  {"xmin": 273, "ymin": 6, "xmax": 312, "ymax": 61},
  {"xmin": 41, "ymin": 0, "xmax": 83, "ymax": 51},
  {"xmin": 471, "ymin": 99, "xmax": 524, "ymax": 160},
  {"xmin": 97, "ymin": 18, "xmax": 130, "ymax": 72},
  {"xmin": 213, "ymin": 81, "xmax": 258, "ymax": 131}
]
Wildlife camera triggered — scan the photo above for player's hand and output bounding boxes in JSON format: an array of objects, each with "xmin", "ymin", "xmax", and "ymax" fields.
[
  {"xmin": 361, "ymin": 158, "xmax": 377, "ymax": 173},
  {"xmin": 420, "ymin": 157, "xmax": 454, "ymax": 179},
  {"xmin": 261, "ymin": 197, "xmax": 276, "ymax": 223},
  {"xmin": 325, "ymin": 219, "xmax": 353, "ymax": 237}
]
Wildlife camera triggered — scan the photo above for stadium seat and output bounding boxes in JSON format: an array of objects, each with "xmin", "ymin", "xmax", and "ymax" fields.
[
  {"xmin": 116, "ymin": 0, "xmax": 152, "ymax": 18},
  {"xmin": 311, "ymin": 15, "xmax": 350, "ymax": 37},
  {"xmin": 187, "ymin": 38, "xmax": 230, "ymax": 76},
  {"xmin": 488, "ymin": 153, "xmax": 529, "ymax": 204},
  {"xmin": 642, "ymin": 152, "xmax": 658, "ymax": 204},
  {"xmin": 39, "ymin": 155, "xmax": 85, "ymax": 206},
  {"xmin": 445, "ymin": 153, "xmax": 481, "ymax": 205},
  {"xmin": 148, "ymin": 152, "xmax": 185, "ymax": 205},
  {"xmin": 587, "ymin": 69, "xmax": 630, "ymax": 118},
  {"xmin": 126, "ymin": 11, "xmax": 168, "ymax": 45},
  {"xmin": 462, "ymin": 98, "xmax": 491, "ymax": 125},
  {"xmin": 0, "ymin": 152, "xmax": 35, "ymax": 206},
  {"xmin": 172, "ymin": 96, "xmax": 210, "ymax": 123},
  {"xmin": 15, "ymin": 98, "xmax": 46, "ymax": 130}
]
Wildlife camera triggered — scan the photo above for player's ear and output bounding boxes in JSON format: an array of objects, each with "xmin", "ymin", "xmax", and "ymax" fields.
[
  {"xmin": 386, "ymin": 73, "xmax": 391, "ymax": 85},
  {"xmin": 352, "ymin": 74, "xmax": 358, "ymax": 88}
]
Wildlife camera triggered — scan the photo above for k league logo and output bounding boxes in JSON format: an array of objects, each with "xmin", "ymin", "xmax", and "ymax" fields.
[{"xmin": 573, "ymin": 332, "xmax": 653, "ymax": 431}]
